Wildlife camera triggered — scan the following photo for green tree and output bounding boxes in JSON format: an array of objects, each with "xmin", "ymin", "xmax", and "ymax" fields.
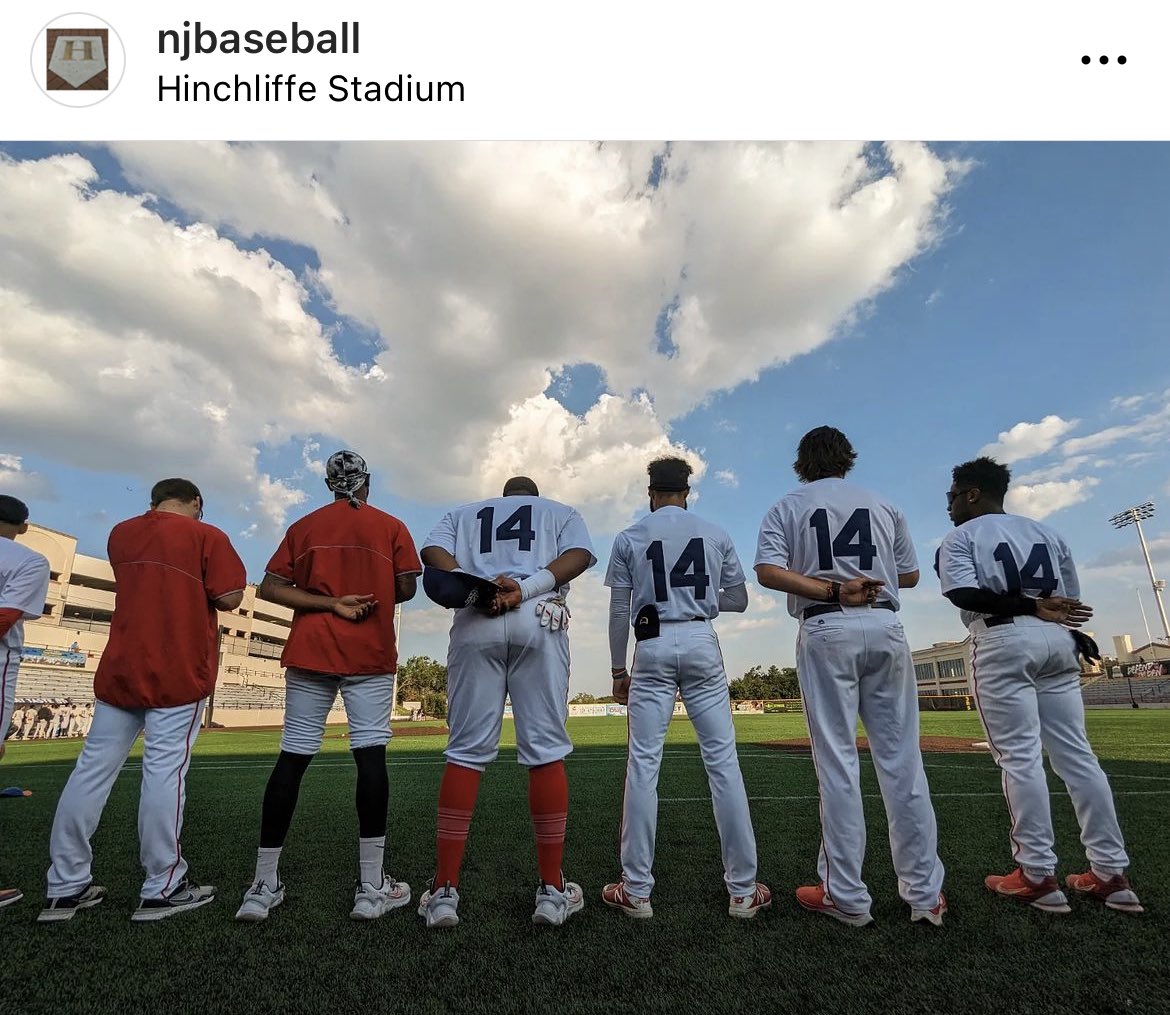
[
  {"xmin": 729, "ymin": 664, "xmax": 800, "ymax": 700},
  {"xmin": 570, "ymin": 692, "xmax": 599, "ymax": 704},
  {"xmin": 396, "ymin": 655, "xmax": 448, "ymax": 717}
]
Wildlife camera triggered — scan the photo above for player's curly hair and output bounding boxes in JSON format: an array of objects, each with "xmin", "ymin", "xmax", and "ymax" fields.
[
  {"xmin": 648, "ymin": 457, "xmax": 692, "ymax": 492},
  {"xmin": 952, "ymin": 457, "xmax": 1011, "ymax": 501},
  {"xmin": 793, "ymin": 427, "xmax": 856, "ymax": 483}
]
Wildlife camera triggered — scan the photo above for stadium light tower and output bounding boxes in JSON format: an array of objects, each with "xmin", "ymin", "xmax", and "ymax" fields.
[{"xmin": 1110, "ymin": 502, "xmax": 1170, "ymax": 647}]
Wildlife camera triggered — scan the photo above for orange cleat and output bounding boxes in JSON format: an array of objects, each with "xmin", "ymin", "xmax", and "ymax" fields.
[
  {"xmin": 795, "ymin": 883, "xmax": 874, "ymax": 927},
  {"xmin": 1065, "ymin": 871, "xmax": 1143, "ymax": 914},
  {"xmin": 984, "ymin": 869, "xmax": 1070, "ymax": 913}
]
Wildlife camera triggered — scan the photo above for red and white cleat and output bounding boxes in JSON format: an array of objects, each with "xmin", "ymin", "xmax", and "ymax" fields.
[
  {"xmin": 1065, "ymin": 871, "xmax": 1143, "ymax": 914},
  {"xmin": 601, "ymin": 881, "xmax": 653, "ymax": 919},
  {"xmin": 729, "ymin": 883, "xmax": 772, "ymax": 919},
  {"xmin": 910, "ymin": 891, "xmax": 948, "ymax": 926}
]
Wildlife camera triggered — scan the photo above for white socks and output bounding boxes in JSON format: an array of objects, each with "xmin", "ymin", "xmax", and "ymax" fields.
[
  {"xmin": 254, "ymin": 840, "xmax": 388, "ymax": 888},
  {"xmin": 255, "ymin": 847, "xmax": 282, "ymax": 886},
  {"xmin": 359, "ymin": 836, "xmax": 386, "ymax": 887}
]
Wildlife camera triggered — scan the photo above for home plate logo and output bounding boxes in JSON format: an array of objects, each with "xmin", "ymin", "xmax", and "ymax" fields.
[
  {"xmin": 48, "ymin": 31, "xmax": 108, "ymax": 89},
  {"xmin": 32, "ymin": 14, "xmax": 125, "ymax": 106}
]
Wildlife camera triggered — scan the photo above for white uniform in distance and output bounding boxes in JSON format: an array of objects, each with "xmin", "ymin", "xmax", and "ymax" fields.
[
  {"xmin": 938, "ymin": 513, "xmax": 1131, "ymax": 876},
  {"xmin": 0, "ymin": 539, "xmax": 51, "ymax": 750},
  {"xmin": 424, "ymin": 495, "xmax": 595, "ymax": 770},
  {"xmin": 755, "ymin": 477, "xmax": 944, "ymax": 916},
  {"xmin": 606, "ymin": 505, "xmax": 760, "ymax": 901}
]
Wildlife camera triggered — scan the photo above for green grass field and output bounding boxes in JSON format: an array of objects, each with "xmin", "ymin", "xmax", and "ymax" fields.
[{"xmin": 2, "ymin": 711, "xmax": 1168, "ymax": 1015}]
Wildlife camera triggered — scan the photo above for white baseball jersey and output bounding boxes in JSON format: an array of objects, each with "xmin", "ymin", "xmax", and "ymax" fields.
[
  {"xmin": 605, "ymin": 506, "xmax": 758, "ymax": 901},
  {"xmin": 754, "ymin": 478, "xmax": 917, "ymax": 617},
  {"xmin": 937, "ymin": 513, "xmax": 1128, "ymax": 876},
  {"xmin": 753, "ymin": 478, "xmax": 943, "ymax": 916},
  {"xmin": 424, "ymin": 495, "xmax": 594, "ymax": 597},
  {"xmin": 937, "ymin": 513, "xmax": 1078, "ymax": 628},
  {"xmin": 425, "ymin": 496, "xmax": 596, "ymax": 771},
  {"xmin": 1, "ymin": 538, "xmax": 50, "ymax": 744},
  {"xmin": 605, "ymin": 506, "xmax": 746, "ymax": 620}
]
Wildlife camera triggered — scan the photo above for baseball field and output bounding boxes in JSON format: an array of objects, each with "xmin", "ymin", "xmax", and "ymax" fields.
[{"xmin": 2, "ymin": 711, "xmax": 1168, "ymax": 1015}]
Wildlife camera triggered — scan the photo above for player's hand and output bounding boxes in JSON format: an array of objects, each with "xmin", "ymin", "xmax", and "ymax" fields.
[
  {"xmin": 612, "ymin": 671, "xmax": 631, "ymax": 705},
  {"xmin": 1035, "ymin": 596, "xmax": 1092, "ymax": 628},
  {"xmin": 332, "ymin": 594, "xmax": 377, "ymax": 621},
  {"xmin": 535, "ymin": 596, "xmax": 570, "ymax": 631},
  {"xmin": 839, "ymin": 577, "xmax": 885, "ymax": 606},
  {"xmin": 491, "ymin": 576, "xmax": 522, "ymax": 615}
]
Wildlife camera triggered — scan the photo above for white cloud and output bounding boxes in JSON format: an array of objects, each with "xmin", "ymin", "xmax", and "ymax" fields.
[
  {"xmin": 1005, "ymin": 477, "xmax": 1100, "ymax": 519},
  {"xmin": 714, "ymin": 469, "xmax": 739, "ymax": 488},
  {"xmin": 979, "ymin": 415, "xmax": 1078, "ymax": 464},
  {"xmin": 1062, "ymin": 391, "xmax": 1170, "ymax": 457},
  {"xmin": 1015, "ymin": 455, "xmax": 1092, "ymax": 484},
  {"xmin": 0, "ymin": 452, "xmax": 55, "ymax": 501},
  {"xmin": 1, "ymin": 142, "xmax": 960, "ymax": 544}
]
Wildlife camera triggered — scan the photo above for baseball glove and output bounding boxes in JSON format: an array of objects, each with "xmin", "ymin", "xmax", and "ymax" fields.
[
  {"xmin": 535, "ymin": 595, "xmax": 571, "ymax": 631},
  {"xmin": 1071, "ymin": 629, "xmax": 1101, "ymax": 663}
]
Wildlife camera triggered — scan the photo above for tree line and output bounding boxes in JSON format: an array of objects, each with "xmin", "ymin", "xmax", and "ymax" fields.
[{"xmin": 396, "ymin": 655, "xmax": 800, "ymax": 717}]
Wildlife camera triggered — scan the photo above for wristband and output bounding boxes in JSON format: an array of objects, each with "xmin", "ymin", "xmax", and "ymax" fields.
[
  {"xmin": 518, "ymin": 568, "xmax": 557, "ymax": 602},
  {"xmin": 826, "ymin": 581, "xmax": 841, "ymax": 603}
]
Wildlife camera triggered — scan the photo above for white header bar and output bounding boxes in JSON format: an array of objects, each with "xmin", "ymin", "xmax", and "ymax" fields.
[{"xmin": 2, "ymin": 1, "xmax": 1166, "ymax": 139}]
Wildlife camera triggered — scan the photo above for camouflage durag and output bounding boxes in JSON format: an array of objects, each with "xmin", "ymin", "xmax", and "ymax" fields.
[{"xmin": 325, "ymin": 450, "xmax": 369, "ymax": 508}]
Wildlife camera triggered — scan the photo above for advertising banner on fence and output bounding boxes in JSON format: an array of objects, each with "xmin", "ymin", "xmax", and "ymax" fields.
[{"xmin": 20, "ymin": 647, "xmax": 86, "ymax": 668}]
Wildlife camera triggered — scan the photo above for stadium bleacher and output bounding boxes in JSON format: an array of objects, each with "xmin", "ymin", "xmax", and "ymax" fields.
[
  {"xmin": 1080, "ymin": 673, "xmax": 1170, "ymax": 707},
  {"xmin": 14, "ymin": 669, "xmax": 285, "ymax": 709}
]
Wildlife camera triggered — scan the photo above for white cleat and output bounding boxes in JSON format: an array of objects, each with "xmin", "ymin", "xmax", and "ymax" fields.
[
  {"xmin": 418, "ymin": 882, "xmax": 460, "ymax": 928},
  {"xmin": 910, "ymin": 891, "xmax": 948, "ymax": 926},
  {"xmin": 350, "ymin": 875, "xmax": 411, "ymax": 921},
  {"xmin": 532, "ymin": 879, "xmax": 585, "ymax": 926},
  {"xmin": 235, "ymin": 880, "xmax": 285, "ymax": 922}
]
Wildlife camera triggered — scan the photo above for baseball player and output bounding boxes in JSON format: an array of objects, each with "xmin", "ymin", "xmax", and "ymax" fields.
[
  {"xmin": 0, "ymin": 495, "xmax": 52, "ymax": 909},
  {"xmin": 417, "ymin": 476, "xmax": 595, "ymax": 928},
  {"xmin": 602, "ymin": 457, "xmax": 770, "ymax": 920},
  {"xmin": 236, "ymin": 451, "xmax": 422, "ymax": 923},
  {"xmin": 19, "ymin": 703, "xmax": 37, "ymax": 740},
  {"xmin": 754, "ymin": 427, "xmax": 946, "ymax": 927},
  {"xmin": 41, "ymin": 478, "xmax": 246, "ymax": 922},
  {"xmin": 938, "ymin": 456, "xmax": 1142, "ymax": 914}
]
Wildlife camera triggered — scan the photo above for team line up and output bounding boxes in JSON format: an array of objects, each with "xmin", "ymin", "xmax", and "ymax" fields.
[{"xmin": 0, "ymin": 426, "xmax": 1143, "ymax": 926}]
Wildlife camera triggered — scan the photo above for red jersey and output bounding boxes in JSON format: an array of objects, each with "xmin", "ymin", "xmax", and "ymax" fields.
[
  {"xmin": 265, "ymin": 500, "xmax": 421, "ymax": 676},
  {"xmin": 96, "ymin": 511, "xmax": 246, "ymax": 710}
]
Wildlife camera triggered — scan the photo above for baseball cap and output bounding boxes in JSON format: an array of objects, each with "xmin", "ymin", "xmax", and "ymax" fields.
[
  {"xmin": 0, "ymin": 495, "xmax": 30, "ymax": 525},
  {"xmin": 423, "ymin": 568, "xmax": 501, "ymax": 612}
]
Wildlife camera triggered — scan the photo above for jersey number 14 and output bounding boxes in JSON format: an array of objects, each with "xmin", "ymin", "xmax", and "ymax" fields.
[
  {"xmin": 809, "ymin": 508, "xmax": 876, "ymax": 570},
  {"xmin": 646, "ymin": 538, "xmax": 709, "ymax": 602},
  {"xmin": 993, "ymin": 542, "xmax": 1059, "ymax": 596},
  {"xmin": 476, "ymin": 505, "xmax": 536, "ymax": 553}
]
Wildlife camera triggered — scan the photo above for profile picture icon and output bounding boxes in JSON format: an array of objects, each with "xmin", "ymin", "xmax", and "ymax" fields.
[
  {"xmin": 47, "ymin": 29, "xmax": 108, "ymax": 90},
  {"xmin": 32, "ymin": 13, "xmax": 125, "ymax": 106}
]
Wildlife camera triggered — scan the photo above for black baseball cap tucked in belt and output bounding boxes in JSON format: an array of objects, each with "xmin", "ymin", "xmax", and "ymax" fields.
[{"xmin": 802, "ymin": 601, "xmax": 896, "ymax": 621}]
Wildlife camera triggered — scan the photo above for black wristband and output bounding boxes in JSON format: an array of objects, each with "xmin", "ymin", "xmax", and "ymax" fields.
[{"xmin": 826, "ymin": 581, "xmax": 841, "ymax": 603}]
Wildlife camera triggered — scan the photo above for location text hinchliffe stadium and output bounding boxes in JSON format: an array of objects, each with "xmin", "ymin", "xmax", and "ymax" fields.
[{"xmin": 158, "ymin": 73, "xmax": 464, "ymax": 103}]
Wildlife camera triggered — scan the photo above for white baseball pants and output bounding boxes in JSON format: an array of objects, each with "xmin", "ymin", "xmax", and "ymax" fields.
[
  {"xmin": 797, "ymin": 607, "xmax": 944, "ymax": 914},
  {"xmin": 0, "ymin": 650, "xmax": 15, "ymax": 746},
  {"xmin": 970, "ymin": 615, "xmax": 1130, "ymax": 875},
  {"xmin": 621, "ymin": 620, "xmax": 758, "ymax": 899},
  {"xmin": 47, "ymin": 699, "xmax": 203, "ymax": 900},
  {"xmin": 280, "ymin": 669, "xmax": 393, "ymax": 754},
  {"xmin": 444, "ymin": 604, "xmax": 572, "ymax": 771}
]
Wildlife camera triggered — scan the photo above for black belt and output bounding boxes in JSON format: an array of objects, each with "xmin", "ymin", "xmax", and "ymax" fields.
[
  {"xmin": 802, "ymin": 601, "xmax": 896, "ymax": 621},
  {"xmin": 661, "ymin": 617, "xmax": 708, "ymax": 624},
  {"xmin": 982, "ymin": 616, "xmax": 1014, "ymax": 628}
]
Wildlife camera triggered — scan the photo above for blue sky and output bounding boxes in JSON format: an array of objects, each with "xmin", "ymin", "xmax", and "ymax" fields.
[{"xmin": 2, "ymin": 142, "xmax": 1168, "ymax": 690}]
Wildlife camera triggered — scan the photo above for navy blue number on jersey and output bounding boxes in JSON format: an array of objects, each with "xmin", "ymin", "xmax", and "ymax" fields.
[
  {"xmin": 645, "ymin": 538, "xmax": 710, "ymax": 602},
  {"xmin": 809, "ymin": 508, "xmax": 877, "ymax": 571},
  {"xmin": 475, "ymin": 505, "xmax": 537, "ymax": 553},
  {"xmin": 992, "ymin": 542, "xmax": 1059, "ymax": 596}
]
